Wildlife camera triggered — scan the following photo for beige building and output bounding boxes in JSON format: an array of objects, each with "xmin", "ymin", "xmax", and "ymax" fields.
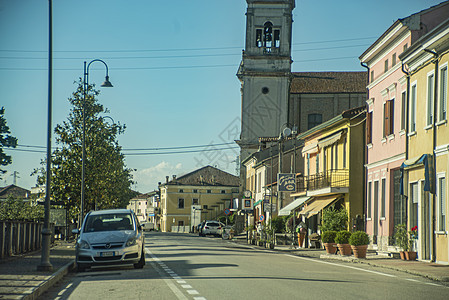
[{"xmin": 158, "ymin": 166, "xmax": 239, "ymax": 232}]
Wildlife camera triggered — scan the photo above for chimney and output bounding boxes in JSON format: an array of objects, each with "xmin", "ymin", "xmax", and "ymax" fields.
[
  {"xmin": 166, "ymin": 176, "xmax": 169, "ymax": 183},
  {"xmin": 172, "ymin": 175, "xmax": 177, "ymax": 182}
]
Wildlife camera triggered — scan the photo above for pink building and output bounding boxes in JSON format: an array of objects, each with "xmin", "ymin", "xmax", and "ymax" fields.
[{"xmin": 359, "ymin": 1, "xmax": 449, "ymax": 251}]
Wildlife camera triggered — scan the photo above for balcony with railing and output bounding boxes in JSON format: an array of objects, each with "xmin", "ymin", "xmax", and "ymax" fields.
[{"xmin": 296, "ymin": 169, "xmax": 349, "ymax": 195}]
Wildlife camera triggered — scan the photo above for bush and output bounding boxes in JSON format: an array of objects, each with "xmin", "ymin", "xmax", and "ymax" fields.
[
  {"xmin": 320, "ymin": 206, "xmax": 348, "ymax": 232},
  {"xmin": 335, "ymin": 230, "xmax": 351, "ymax": 244},
  {"xmin": 321, "ymin": 230, "xmax": 337, "ymax": 243},
  {"xmin": 349, "ymin": 231, "xmax": 370, "ymax": 246},
  {"xmin": 394, "ymin": 224, "xmax": 409, "ymax": 251},
  {"xmin": 270, "ymin": 216, "xmax": 286, "ymax": 233}
]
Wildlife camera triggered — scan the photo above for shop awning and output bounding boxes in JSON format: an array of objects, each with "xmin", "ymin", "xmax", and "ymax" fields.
[
  {"xmin": 317, "ymin": 130, "xmax": 344, "ymax": 149},
  {"xmin": 299, "ymin": 195, "xmax": 342, "ymax": 217},
  {"xmin": 278, "ymin": 196, "xmax": 310, "ymax": 216}
]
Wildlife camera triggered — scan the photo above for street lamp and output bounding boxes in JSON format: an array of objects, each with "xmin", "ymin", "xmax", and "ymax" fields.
[{"xmin": 80, "ymin": 59, "xmax": 113, "ymax": 226}]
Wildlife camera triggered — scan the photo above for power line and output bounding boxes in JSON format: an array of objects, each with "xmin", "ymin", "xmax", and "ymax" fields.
[
  {"xmin": 0, "ymin": 36, "xmax": 377, "ymax": 54},
  {"xmin": 123, "ymin": 147, "xmax": 240, "ymax": 156}
]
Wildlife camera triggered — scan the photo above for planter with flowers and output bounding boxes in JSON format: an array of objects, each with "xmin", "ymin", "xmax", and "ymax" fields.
[
  {"xmin": 335, "ymin": 230, "xmax": 352, "ymax": 256},
  {"xmin": 349, "ymin": 231, "xmax": 370, "ymax": 259},
  {"xmin": 394, "ymin": 224, "xmax": 418, "ymax": 260},
  {"xmin": 406, "ymin": 226, "xmax": 418, "ymax": 260},
  {"xmin": 321, "ymin": 231, "xmax": 338, "ymax": 254}
]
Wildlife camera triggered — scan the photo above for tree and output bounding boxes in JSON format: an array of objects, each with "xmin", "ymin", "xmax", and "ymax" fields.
[
  {"xmin": 0, "ymin": 107, "xmax": 18, "ymax": 179},
  {"xmin": 33, "ymin": 80, "xmax": 134, "ymax": 221}
]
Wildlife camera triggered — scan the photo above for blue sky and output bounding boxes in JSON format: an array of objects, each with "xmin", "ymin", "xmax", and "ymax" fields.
[{"xmin": 0, "ymin": 0, "xmax": 444, "ymax": 193}]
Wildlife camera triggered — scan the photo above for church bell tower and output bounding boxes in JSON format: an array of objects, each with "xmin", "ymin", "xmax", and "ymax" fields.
[{"xmin": 237, "ymin": 0, "xmax": 295, "ymax": 160}]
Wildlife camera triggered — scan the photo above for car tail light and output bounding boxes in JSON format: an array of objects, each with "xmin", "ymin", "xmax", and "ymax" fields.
[
  {"xmin": 205, "ymin": 226, "xmax": 209, "ymax": 229},
  {"xmin": 218, "ymin": 227, "xmax": 221, "ymax": 229}
]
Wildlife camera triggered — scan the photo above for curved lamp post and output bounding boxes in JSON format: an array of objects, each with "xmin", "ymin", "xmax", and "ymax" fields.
[{"xmin": 80, "ymin": 59, "xmax": 113, "ymax": 226}]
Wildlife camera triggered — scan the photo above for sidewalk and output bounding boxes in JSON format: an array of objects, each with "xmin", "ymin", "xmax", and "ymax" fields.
[
  {"xmin": 0, "ymin": 240, "xmax": 76, "ymax": 300},
  {"xmin": 231, "ymin": 233, "xmax": 449, "ymax": 284}
]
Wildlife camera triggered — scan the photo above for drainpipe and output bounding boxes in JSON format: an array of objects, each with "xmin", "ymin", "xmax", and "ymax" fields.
[
  {"xmin": 424, "ymin": 49, "xmax": 438, "ymax": 263},
  {"xmin": 401, "ymin": 62, "xmax": 411, "ymax": 236},
  {"xmin": 360, "ymin": 62, "xmax": 369, "ymax": 231}
]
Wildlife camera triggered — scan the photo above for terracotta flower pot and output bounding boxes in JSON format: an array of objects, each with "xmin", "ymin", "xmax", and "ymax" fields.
[
  {"xmin": 351, "ymin": 245, "xmax": 368, "ymax": 259},
  {"xmin": 405, "ymin": 251, "xmax": 417, "ymax": 261},
  {"xmin": 323, "ymin": 242, "xmax": 337, "ymax": 254},
  {"xmin": 399, "ymin": 251, "xmax": 406, "ymax": 260},
  {"xmin": 297, "ymin": 233, "xmax": 306, "ymax": 247},
  {"xmin": 337, "ymin": 244, "xmax": 352, "ymax": 256}
]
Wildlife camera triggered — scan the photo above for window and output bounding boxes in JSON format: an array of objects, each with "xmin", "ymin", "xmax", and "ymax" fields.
[
  {"xmin": 401, "ymin": 91, "xmax": 406, "ymax": 130},
  {"xmin": 383, "ymin": 99, "xmax": 394, "ymax": 136},
  {"xmin": 316, "ymin": 153, "xmax": 320, "ymax": 174},
  {"xmin": 264, "ymin": 22, "xmax": 273, "ymax": 51},
  {"xmin": 207, "ymin": 190, "xmax": 212, "ymax": 194},
  {"xmin": 384, "ymin": 59, "xmax": 389, "ymax": 72},
  {"xmin": 392, "ymin": 53, "xmax": 397, "ymax": 66},
  {"xmin": 179, "ymin": 189, "xmax": 184, "ymax": 193},
  {"xmin": 410, "ymin": 182, "xmax": 418, "ymax": 228},
  {"xmin": 410, "ymin": 83, "xmax": 417, "ymax": 132},
  {"xmin": 192, "ymin": 198, "xmax": 199, "ymax": 205},
  {"xmin": 193, "ymin": 189, "xmax": 198, "ymax": 193},
  {"xmin": 330, "ymin": 146, "xmax": 333, "ymax": 171},
  {"xmin": 178, "ymin": 221, "xmax": 184, "ymax": 227},
  {"xmin": 437, "ymin": 176, "xmax": 446, "ymax": 232},
  {"xmin": 307, "ymin": 153, "xmax": 310, "ymax": 176},
  {"xmin": 334, "ymin": 143, "xmax": 338, "ymax": 170},
  {"xmin": 257, "ymin": 22, "xmax": 280, "ymax": 52},
  {"xmin": 256, "ymin": 29, "xmax": 263, "ymax": 47},
  {"xmin": 178, "ymin": 198, "xmax": 184, "ymax": 209},
  {"xmin": 370, "ymin": 70, "xmax": 375, "ymax": 83},
  {"xmin": 308, "ymin": 113, "xmax": 322, "ymax": 129},
  {"xmin": 343, "ymin": 137, "xmax": 347, "ymax": 169},
  {"xmin": 439, "ymin": 65, "xmax": 447, "ymax": 121},
  {"xmin": 381, "ymin": 178, "xmax": 386, "ymax": 218},
  {"xmin": 367, "ymin": 181, "xmax": 372, "ymax": 219},
  {"xmin": 403, "ymin": 43, "xmax": 408, "ymax": 52},
  {"xmin": 427, "ymin": 73, "xmax": 435, "ymax": 126},
  {"xmin": 366, "ymin": 111, "xmax": 373, "ymax": 144},
  {"xmin": 221, "ymin": 190, "xmax": 226, "ymax": 194}
]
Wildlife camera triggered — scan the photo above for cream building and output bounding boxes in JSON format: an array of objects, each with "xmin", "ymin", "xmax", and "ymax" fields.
[{"xmin": 158, "ymin": 166, "xmax": 239, "ymax": 232}]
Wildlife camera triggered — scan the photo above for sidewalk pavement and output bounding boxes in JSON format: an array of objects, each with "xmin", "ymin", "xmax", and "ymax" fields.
[
  {"xmin": 230, "ymin": 233, "xmax": 449, "ymax": 284},
  {"xmin": 0, "ymin": 240, "xmax": 76, "ymax": 300},
  {"xmin": 1, "ymin": 235, "xmax": 449, "ymax": 300}
]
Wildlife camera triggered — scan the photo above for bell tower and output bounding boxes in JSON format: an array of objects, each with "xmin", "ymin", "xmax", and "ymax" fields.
[{"xmin": 237, "ymin": 0, "xmax": 295, "ymax": 160}]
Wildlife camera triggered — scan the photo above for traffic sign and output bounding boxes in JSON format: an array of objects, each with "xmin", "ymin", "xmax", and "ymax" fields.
[
  {"xmin": 224, "ymin": 208, "xmax": 231, "ymax": 216},
  {"xmin": 259, "ymin": 215, "xmax": 265, "ymax": 222}
]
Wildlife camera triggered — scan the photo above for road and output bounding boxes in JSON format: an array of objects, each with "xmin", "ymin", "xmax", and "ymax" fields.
[{"xmin": 42, "ymin": 232, "xmax": 449, "ymax": 299}]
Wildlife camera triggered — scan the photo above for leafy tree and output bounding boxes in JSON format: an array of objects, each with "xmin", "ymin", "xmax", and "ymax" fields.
[
  {"xmin": 320, "ymin": 206, "xmax": 348, "ymax": 232},
  {"xmin": 33, "ymin": 80, "xmax": 134, "ymax": 221},
  {"xmin": 0, "ymin": 107, "xmax": 18, "ymax": 179},
  {"xmin": 0, "ymin": 196, "xmax": 44, "ymax": 221}
]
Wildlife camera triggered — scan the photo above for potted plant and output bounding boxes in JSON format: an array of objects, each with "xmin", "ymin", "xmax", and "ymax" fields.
[
  {"xmin": 405, "ymin": 226, "xmax": 418, "ymax": 261},
  {"xmin": 394, "ymin": 224, "xmax": 409, "ymax": 260},
  {"xmin": 349, "ymin": 231, "xmax": 370, "ymax": 258},
  {"xmin": 335, "ymin": 230, "xmax": 352, "ymax": 256},
  {"xmin": 321, "ymin": 230, "xmax": 337, "ymax": 254}
]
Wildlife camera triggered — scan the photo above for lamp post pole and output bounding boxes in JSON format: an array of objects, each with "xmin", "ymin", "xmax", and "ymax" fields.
[
  {"xmin": 80, "ymin": 59, "xmax": 113, "ymax": 226},
  {"xmin": 37, "ymin": 0, "xmax": 53, "ymax": 271}
]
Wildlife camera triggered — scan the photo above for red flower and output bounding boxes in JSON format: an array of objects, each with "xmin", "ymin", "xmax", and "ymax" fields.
[{"xmin": 412, "ymin": 226, "xmax": 418, "ymax": 231}]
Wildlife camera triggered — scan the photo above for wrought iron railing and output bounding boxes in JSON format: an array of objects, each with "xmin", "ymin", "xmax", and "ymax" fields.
[{"xmin": 296, "ymin": 169, "xmax": 349, "ymax": 193}]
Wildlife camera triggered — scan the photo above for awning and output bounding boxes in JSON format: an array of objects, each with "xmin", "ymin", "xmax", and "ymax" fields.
[
  {"xmin": 302, "ymin": 143, "xmax": 319, "ymax": 155},
  {"xmin": 299, "ymin": 195, "xmax": 342, "ymax": 217},
  {"xmin": 278, "ymin": 196, "xmax": 310, "ymax": 216},
  {"xmin": 317, "ymin": 131, "xmax": 344, "ymax": 149}
]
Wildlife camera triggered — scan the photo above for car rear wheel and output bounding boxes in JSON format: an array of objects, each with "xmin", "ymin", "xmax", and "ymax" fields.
[{"xmin": 134, "ymin": 248, "xmax": 145, "ymax": 269}]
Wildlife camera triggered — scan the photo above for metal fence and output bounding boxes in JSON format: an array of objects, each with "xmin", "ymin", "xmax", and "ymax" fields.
[
  {"xmin": 0, "ymin": 221, "xmax": 55, "ymax": 259},
  {"xmin": 296, "ymin": 169, "xmax": 349, "ymax": 193}
]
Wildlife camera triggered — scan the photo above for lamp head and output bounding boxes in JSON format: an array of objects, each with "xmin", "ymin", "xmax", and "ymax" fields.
[{"xmin": 101, "ymin": 76, "xmax": 113, "ymax": 87}]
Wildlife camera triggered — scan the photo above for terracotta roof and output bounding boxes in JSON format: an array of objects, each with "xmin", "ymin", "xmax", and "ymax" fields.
[{"xmin": 290, "ymin": 72, "xmax": 367, "ymax": 94}]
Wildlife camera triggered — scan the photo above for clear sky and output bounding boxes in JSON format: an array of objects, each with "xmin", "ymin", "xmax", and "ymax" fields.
[{"xmin": 0, "ymin": 0, "xmax": 445, "ymax": 193}]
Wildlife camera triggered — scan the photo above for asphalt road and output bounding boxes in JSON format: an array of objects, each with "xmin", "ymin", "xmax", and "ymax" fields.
[{"xmin": 41, "ymin": 232, "xmax": 449, "ymax": 300}]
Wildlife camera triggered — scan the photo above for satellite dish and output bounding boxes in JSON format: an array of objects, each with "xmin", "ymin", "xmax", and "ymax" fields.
[{"xmin": 283, "ymin": 127, "xmax": 292, "ymax": 138}]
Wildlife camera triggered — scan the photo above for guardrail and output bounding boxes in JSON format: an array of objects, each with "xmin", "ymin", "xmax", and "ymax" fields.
[
  {"xmin": 171, "ymin": 225, "xmax": 190, "ymax": 233},
  {"xmin": 0, "ymin": 221, "xmax": 55, "ymax": 259}
]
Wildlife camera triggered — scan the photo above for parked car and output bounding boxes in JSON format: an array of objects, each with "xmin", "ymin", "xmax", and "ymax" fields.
[
  {"xmin": 200, "ymin": 221, "xmax": 224, "ymax": 237},
  {"xmin": 141, "ymin": 222, "xmax": 155, "ymax": 231},
  {"xmin": 72, "ymin": 209, "xmax": 145, "ymax": 272}
]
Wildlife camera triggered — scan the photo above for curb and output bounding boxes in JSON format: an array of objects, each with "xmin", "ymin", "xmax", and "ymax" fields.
[{"xmin": 21, "ymin": 260, "xmax": 76, "ymax": 300}]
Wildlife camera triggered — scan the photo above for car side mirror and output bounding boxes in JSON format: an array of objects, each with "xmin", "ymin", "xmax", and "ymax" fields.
[{"xmin": 72, "ymin": 228, "xmax": 80, "ymax": 234}]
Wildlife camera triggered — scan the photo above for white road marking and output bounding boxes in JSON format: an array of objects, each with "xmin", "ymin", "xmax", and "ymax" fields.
[
  {"xmin": 146, "ymin": 247, "xmax": 207, "ymax": 299},
  {"xmin": 284, "ymin": 254, "xmax": 397, "ymax": 278}
]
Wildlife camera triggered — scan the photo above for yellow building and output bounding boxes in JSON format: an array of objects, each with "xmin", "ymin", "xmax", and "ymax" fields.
[
  {"xmin": 295, "ymin": 106, "xmax": 366, "ymax": 234},
  {"xmin": 400, "ymin": 19, "xmax": 449, "ymax": 264},
  {"xmin": 158, "ymin": 166, "xmax": 239, "ymax": 232}
]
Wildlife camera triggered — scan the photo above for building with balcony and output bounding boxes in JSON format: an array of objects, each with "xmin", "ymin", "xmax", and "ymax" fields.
[{"xmin": 292, "ymin": 106, "xmax": 366, "ymax": 235}]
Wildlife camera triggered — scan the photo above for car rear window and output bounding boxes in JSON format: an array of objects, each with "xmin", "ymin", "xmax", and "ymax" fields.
[{"xmin": 206, "ymin": 222, "xmax": 219, "ymax": 227}]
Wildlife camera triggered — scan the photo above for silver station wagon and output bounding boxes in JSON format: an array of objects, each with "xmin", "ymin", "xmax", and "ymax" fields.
[{"xmin": 73, "ymin": 209, "xmax": 145, "ymax": 272}]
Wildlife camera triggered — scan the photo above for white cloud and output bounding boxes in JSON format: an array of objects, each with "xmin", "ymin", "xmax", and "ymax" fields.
[{"xmin": 132, "ymin": 161, "xmax": 184, "ymax": 193}]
